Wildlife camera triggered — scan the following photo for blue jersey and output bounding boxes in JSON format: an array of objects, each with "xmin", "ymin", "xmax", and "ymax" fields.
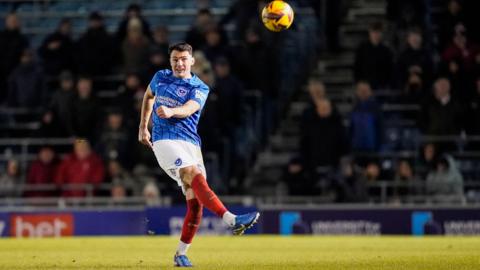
[{"xmin": 149, "ymin": 69, "xmax": 209, "ymax": 146}]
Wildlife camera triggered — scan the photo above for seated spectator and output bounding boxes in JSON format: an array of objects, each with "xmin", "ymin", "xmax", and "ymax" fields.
[
  {"xmin": 401, "ymin": 71, "xmax": 425, "ymax": 104},
  {"xmin": 42, "ymin": 71, "xmax": 76, "ymax": 137},
  {"xmin": 396, "ymin": 28, "xmax": 433, "ymax": 89},
  {"xmin": 282, "ymin": 157, "xmax": 314, "ymax": 196},
  {"xmin": 442, "ymin": 29, "xmax": 480, "ymax": 74},
  {"xmin": 418, "ymin": 143, "xmax": 438, "ymax": 179},
  {"xmin": 116, "ymin": 3, "xmax": 151, "ymax": 42},
  {"xmin": 111, "ymin": 183, "xmax": 127, "ymax": 203},
  {"xmin": 143, "ymin": 181, "xmax": 160, "ymax": 206},
  {"xmin": 307, "ymin": 77, "xmax": 326, "ymax": 101},
  {"xmin": 354, "ymin": 22, "xmax": 393, "ymax": 89},
  {"xmin": 151, "ymin": 25, "xmax": 169, "ymax": 55},
  {"xmin": 420, "ymin": 77, "xmax": 464, "ymax": 136},
  {"xmin": 0, "ymin": 159, "xmax": 22, "ymax": 197},
  {"xmin": 73, "ymin": 76, "xmax": 99, "ymax": 141},
  {"xmin": 122, "ymin": 18, "xmax": 151, "ymax": 74},
  {"xmin": 301, "ymin": 98, "xmax": 347, "ymax": 170},
  {"xmin": 0, "ymin": 13, "xmax": 29, "ymax": 103},
  {"xmin": 96, "ymin": 111, "xmax": 131, "ymax": 168},
  {"xmin": 75, "ymin": 12, "xmax": 116, "ymax": 76},
  {"xmin": 106, "ymin": 160, "xmax": 135, "ymax": 197},
  {"xmin": 392, "ymin": 159, "xmax": 419, "ymax": 200},
  {"xmin": 24, "ymin": 146, "xmax": 58, "ymax": 197},
  {"xmin": 7, "ymin": 49, "xmax": 46, "ymax": 108},
  {"xmin": 335, "ymin": 157, "xmax": 368, "ymax": 202},
  {"xmin": 349, "ymin": 81, "xmax": 383, "ymax": 152},
  {"xmin": 55, "ymin": 139, "xmax": 105, "ymax": 197},
  {"xmin": 363, "ymin": 161, "xmax": 383, "ymax": 198},
  {"xmin": 38, "ymin": 18, "xmax": 74, "ymax": 76},
  {"xmin": 426, "ymin": 155, "xmax": 464, "ymax": 199}
]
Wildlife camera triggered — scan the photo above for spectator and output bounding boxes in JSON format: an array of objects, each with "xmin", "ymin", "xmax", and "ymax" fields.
[
  {"xmin": 354, "ymin": 22, "xmax": 394, "ymax": 89},
  {"xmin": 7, "ymin": 49, "xmax": 47, "ymax": 108},
  {"xmin": 0, "ymin": 159, "xmax": 22, "ymax": 197},
  {"xmin": 186, "ymin": 9, "xmax": 227, "ymax": 49},
  {"xmin": 426, "ymin": 155, "xmax": 464, "ymax": 199},
  {"xmin": 73, "ymin": 77, "xmax": 99, "ymax": 141},
  {"xmin": 122, "ymin": 18, "xmax": 151, "ymax": 74},
  {"xmin": 212, "ymin": 57, "xmax": 243, "ymax": 137},
  {"xmin": 55, "ymin": 139, "xmax": 105, "ymax": 197},
  {"xmin": 438, "ymin": 0, "xmax": 466, "ymax": 50},
  {"xmin": 24, "ymin": 146, "xmax": 58, "ymax": 197},
  {"xmin": 202, "ymin": 26, "xmax": 233, "ymax": 65},
  {"xmin": 38, "ymin": 18, "xmax": 75, "ymax": 76},
  {"xmin": 191, "ymin": 51, "xmax": 214, "ymax": 87},
  {"xmin": 106, "ymin": 160, "xmax": 135, "ymax": 196},
  {"xmin": 438, "ymin": 58, "xmax": 469, "ymax": 102},
  {"xmin": 392, "ymin": 159, "xmax": 419, "ymax": 199},
  {"xmin": 418, "ymin": 143, "xmax": 438, "ymax": 179},
  {"xmin": 0, "ymin": 13, "xmax": 28, "ymax": 103},
  {"xmin": 116, "ymin": 73, "xmax": 144, "ymax": 125},
  {"xmin": 396, "ymin": 28, "xmax": 433, "ymax": 89},
  {"xmin": 300, "ymin": 97, "xmax": 347, "ymax": 170},
  {"xmin": 96, "ymin": 111, "xmax": 131, "ymax": 168},
  {"xmin": 282, "ymin": 157, "xmax": 314, "ymax": 196},
  {"xmin": 75, "ymin": 12, "xmax": 116, "ymax": 76},
  {"xmin": 43, "ymin": 71, "xmax": 76, "ymax": 137},
  {"xmin": 401, "ymin": 71, "xmax": 425, "ymax": 104},
  {"xmin": 420, "ymin": 77, "xmax": 464, "ymax": 136},
  {"xmin": 143, "ymin": 181, "xmax": 161, "ymax": 206},
  {"xmin": 363, "ymin": 161, "xmax": 383, "ymax": 198},
  {"xmin": 116, "ymin": 3, "xmax": 152, "ymax": 42},
  {"xmin": 442, "ymin": 29, "xmax": 480, "ymax": 74},
  {"xmin": 151, "ymin": 25, "xmax": 169, "ymax": 55},
  {"xmin": 335, "ymin": 157, "xmax": 368, "ymax": 202},
  {"xmin": 350, "ymin": 81, "xmax": 383, "ymax": 152},
  {"xmin": 220, "ymin": 0, "xmax": 263, "ymax": 41},
  {"xmin": 238, "ymin": 27, "xmax": 274, "ymax": 97}
]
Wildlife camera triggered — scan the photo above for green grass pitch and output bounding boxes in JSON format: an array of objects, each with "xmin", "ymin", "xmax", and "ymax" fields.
[{"xmin": 1, "ymin": 236, "xmax": 479, "ymax": 269}]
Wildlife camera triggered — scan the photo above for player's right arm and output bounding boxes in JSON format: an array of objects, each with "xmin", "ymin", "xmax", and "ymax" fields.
[{"xmin": 138, "ymin": 85, "xmax": 155, "ymax": 148}]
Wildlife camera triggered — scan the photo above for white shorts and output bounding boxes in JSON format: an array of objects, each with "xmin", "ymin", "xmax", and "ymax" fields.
[{"xmin": 152, "ymin": 140, "xmax": 206, "ymax": 194}]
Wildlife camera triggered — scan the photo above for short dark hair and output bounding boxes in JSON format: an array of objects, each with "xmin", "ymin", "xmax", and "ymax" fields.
[
  {"xmin": 168, "ymin": 42, "xmax": 193, "ymax": 55},
  {"xmin": 369, "ymin": 22, "xmax": 383, "ymax": 32}
]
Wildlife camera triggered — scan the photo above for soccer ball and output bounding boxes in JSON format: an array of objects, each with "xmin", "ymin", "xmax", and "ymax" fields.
[{"xmin": 261, "ymin": 1, "xmax": 294, "ymax": 32}]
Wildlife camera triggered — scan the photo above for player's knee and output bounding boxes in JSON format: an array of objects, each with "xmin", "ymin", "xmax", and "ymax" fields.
[{"xmin": 180, "ymin": 166, "xmax": 202, "ymax": 186}]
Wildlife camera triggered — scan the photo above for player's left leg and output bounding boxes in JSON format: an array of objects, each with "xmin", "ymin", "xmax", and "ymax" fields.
[
  {"xmin": 180, "ymin": 166, "xmax": 260, "ymax": 235},
  {"xmin": 174, "ymin": 187, "xmax": 202, "ymax": 267}
]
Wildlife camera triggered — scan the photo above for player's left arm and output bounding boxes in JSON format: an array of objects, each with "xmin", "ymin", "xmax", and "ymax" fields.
[{"xmin": 157, "ymin": 100, "xmax": 200, "ymax": 119}]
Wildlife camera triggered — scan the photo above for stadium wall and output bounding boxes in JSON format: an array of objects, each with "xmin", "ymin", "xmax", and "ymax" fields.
[{"xmin": 1, "ymin": 206, "xmax": 479, "ymax": 238}]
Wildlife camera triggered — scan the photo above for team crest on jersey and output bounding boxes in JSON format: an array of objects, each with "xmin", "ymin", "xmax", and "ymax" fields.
[
  {"xmin": 176, "ymin": 87, "xmax": 188, "ymax": 97},
  {"xmin": 175, "ymin": 158, "xmax": 182, "ymax": 166}
]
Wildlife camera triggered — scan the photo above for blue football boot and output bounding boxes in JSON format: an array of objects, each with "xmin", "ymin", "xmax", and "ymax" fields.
[
  {"xmin": 174, "ymin": 253, "xmax": 193, "ymax": 267},
  {"xmin": 232, "ymin": 212, "xmax": 260, "ymax": 235}
]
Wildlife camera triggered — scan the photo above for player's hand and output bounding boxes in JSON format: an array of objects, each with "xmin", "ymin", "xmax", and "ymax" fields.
[
  {"xmin": 156, "ymin": 105, "xmax": 174, "ymax": 119},
  {"xmin": 138, "ymin": 127, "xmax": 153, "ymax": 148}
]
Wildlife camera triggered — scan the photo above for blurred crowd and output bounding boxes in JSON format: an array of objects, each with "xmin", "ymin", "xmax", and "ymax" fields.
[
  {"xmin": 0, "ymin": 0, "xmax": 296, "ymax": 201},
  {"xmin": 289, "ymin": 0, "xmax": 480, "ymax": 203}
]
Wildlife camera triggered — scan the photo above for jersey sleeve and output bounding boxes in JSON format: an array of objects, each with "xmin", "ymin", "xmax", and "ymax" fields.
[
  {"xmin": 189, "ymin": 84, "xmax": 209, "ymax": 109},
  {"xmin": 149, "ymin": 70, "xmax": 167, "ymax": 96}
]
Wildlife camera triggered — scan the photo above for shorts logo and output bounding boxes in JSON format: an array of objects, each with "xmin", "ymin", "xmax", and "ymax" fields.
[
  {"xmin": 176, "ymin": 87, "xmax": 188, "ymax": 97},
  {"xmin": 175, "ymin": 158, "xmax": 182, "ymax": 166}
]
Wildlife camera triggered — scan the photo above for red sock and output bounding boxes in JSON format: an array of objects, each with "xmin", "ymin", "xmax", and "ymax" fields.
[
  {"xmin": 180, "ymin": 198, "xmax": 203, "ymax": 244},
  {"xmin": 191, "ymin": 174, "xmax": 227, "ymax": 217}
]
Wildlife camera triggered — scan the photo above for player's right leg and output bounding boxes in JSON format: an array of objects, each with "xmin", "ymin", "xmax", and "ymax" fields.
[
  {"xmin": 180, "ymin": 166, "xmax": 260, "ymax": 235},
  {"xmin": 174, "ymin": 187, "xmax": 201, "ymax": 267}
]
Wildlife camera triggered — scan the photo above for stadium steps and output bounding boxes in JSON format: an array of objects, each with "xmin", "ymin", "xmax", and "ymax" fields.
[{"xmin": 248, "ymin": 0, "xmax": 387, "ymax": 189}]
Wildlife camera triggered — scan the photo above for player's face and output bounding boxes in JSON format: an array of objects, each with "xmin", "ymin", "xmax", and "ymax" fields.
[{"xmin": 170, "ymin": 50, "xmax": 195, "ymax": 78}]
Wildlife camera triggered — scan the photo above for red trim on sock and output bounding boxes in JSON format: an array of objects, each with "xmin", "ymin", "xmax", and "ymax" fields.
[
  {"xmin": 191, "ymin": 174, "xmax": 227, "ymax": 217},
  {"xmin": 180, "ymin": 198, "xmax": 203, "ymax": 244}
]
